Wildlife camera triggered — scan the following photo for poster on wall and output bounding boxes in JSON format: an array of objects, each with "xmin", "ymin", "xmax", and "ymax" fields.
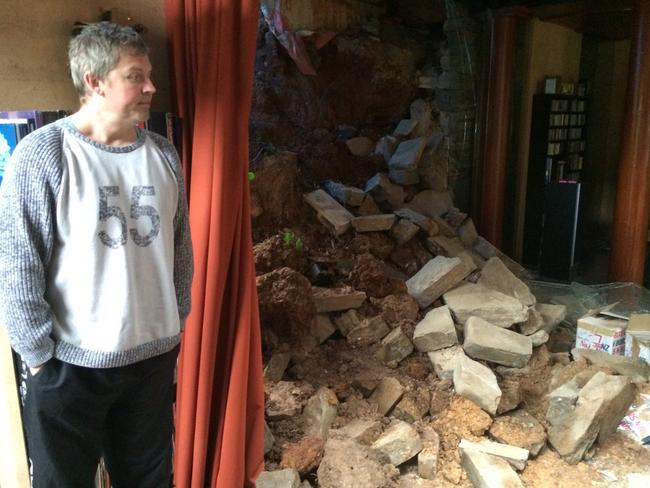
[{"xmin": 0, "ymin": 121, "xmax": 22, "ymax": 186}]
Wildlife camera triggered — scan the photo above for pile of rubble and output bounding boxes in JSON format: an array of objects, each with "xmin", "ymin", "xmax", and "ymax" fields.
[{"xmin": 251, "ymin": 99, "xmax": 648, "ymax": 488}]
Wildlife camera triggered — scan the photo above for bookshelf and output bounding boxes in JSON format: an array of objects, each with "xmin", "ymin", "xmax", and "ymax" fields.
[{"xmin": 523, "ymin": 93, "xmax": 588, "ymax": 277}]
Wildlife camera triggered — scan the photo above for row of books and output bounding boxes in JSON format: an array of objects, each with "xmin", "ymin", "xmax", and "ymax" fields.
[{"xmin": 0, "ymin": 111, "xmax": 181, "ymax": 185}]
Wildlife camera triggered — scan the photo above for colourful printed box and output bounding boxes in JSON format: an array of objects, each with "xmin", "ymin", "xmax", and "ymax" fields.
[{"xmin": 576, "ymin": 314, "xmax": 627, "ymax": 356}]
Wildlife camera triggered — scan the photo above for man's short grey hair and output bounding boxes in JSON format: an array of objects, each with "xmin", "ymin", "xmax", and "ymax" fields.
[{"xmin": 68, "ymin": 21, "xmax": 149, "ymax": 97}]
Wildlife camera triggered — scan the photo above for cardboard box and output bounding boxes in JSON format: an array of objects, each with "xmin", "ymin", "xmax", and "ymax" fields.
[
  {"xmin": 576, "ymin": 314, "xmax": 627, "ymax": 355},
  {"xmin": 625, "ymin": 314, "xmax": 650, "ymax": 364}
]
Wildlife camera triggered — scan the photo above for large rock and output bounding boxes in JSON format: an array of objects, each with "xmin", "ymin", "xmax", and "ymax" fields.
[
  {"xmin": 371, "ymin": 420, "xmax": 423, "ymax": 466},
  {"xmin": 547, "ymin": 372, "xmax": 635, "ymax": 464},
  {"xmin": 427, "ymin": 345, "xmax": 467, "ymax": 381},
  {"xmin": 369, "ymin": 376, "xmax": 405, "ymax": 416},
  {"xmin": 406, "ymin": 256, "xmax": 470, "ymax": 309},
  {"xmin": 317, "ymin": 438, "xmax": 398, "ymax": 488},
  {"xmin": 453, "ymin": 355, "xmax": 502, "ymax": 415},
  {"xmin": 463, "ymin": 316, "xmax": 533, "ymax": 368},
  {"xmin": 477, "ymin": 257, "xmax": 535, "ymax": 307},
  {"xmin": 256, "ymin": 469, "xmax": 301, "ymax": 488},
  {"xmin": 378, "ymin": 327, "xmax": 414, "ymax": 363},
  {"xmin": 443, "ymin": 282, "xmax": 529, "ymax": 328},
  {"xmin": 413, "ymin": 305, "xmax": 458, "ymax": 352},
  {"xmin": 303, "ymin": 387, "xmax": 339, "ymax": 440}
]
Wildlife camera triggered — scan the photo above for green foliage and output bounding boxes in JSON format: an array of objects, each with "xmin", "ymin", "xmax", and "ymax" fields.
[{"xmin": 282, "ymin": 231, "xmax": 303, "ymax": 252}]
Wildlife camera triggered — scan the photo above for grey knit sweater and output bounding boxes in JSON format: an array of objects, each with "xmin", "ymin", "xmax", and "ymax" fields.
[{"xmin": 0, "ymin": 119, "xmax": 193, "ymax": 368}]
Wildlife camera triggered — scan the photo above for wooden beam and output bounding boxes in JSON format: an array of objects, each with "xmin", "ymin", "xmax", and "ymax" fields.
[{"xmin": 610, "ymin": 0, "xmax": 650, "ymax": 282}]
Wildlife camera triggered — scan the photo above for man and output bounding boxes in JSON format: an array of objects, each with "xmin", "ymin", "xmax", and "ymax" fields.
[{"xmin": 0, "ymin": 22, "xmax": 193, "ymax": 487}]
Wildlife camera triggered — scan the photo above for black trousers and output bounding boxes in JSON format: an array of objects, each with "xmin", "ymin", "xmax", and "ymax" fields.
[{"xmin": 23, "ymin": 346, "xmax": 179, "ymax": 488}]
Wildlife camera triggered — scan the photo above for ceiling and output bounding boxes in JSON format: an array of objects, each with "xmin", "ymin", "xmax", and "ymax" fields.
[{"xmin": 486, "ymin": 0, "xmax": 636, "ymax": 40}]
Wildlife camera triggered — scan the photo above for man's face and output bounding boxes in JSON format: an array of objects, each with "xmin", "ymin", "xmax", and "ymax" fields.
[{"xmin": 97, "ymin": 52, "xmax": 156, "ymax": 123}]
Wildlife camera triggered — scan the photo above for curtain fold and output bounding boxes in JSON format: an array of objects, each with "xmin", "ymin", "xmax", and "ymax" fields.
[{"xmin": 164, "ymin": 1, "xmax": 265, "ymax": 486}]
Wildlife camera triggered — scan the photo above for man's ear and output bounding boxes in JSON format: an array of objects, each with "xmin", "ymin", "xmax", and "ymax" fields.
[{"xmin": 83, "ymin": 71, "xmax": 103, "ymax": 97}]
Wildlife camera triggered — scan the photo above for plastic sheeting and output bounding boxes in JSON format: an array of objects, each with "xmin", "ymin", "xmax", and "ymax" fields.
[{"xmin": 526, "ymin": 280, "xmax": 650, "ymax": 326}]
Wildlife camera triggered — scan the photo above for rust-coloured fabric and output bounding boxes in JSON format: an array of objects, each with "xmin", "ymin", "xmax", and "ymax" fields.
[{"xmin": 164, "ymin": 1, "xmax": 265, "ymax": 486}]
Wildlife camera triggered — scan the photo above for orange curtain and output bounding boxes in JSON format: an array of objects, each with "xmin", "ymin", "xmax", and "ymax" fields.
[{"xmin": 164, "ymin": 1, "xmax": 265, "ymax": 487}]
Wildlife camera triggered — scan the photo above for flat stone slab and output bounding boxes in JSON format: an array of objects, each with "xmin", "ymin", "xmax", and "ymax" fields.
[
  {"xmin": 443, "ymin": 282, "xmax": 529, "ymax": 328},
  {"xmin": 312, "ymin": 286, "xmax": 366, "ymax": 313},
  {"xmin": 460, "ymin": 447, "xmax": 524, "ymax": 488},
  {"xmin": 322, "ymin": 180, "xmax": 365, "ymax": 207},
  {"xmin": 304, "ymin": 189, "xmax": 355, "ymax": 236},
  {"xmin": 351, "ymin": 214, "xmax": 396, "ymax": 232},
  {"xmin": 371, "ymin": 420, "xmax": 423, "ymax": 466},
  {"xmin": 406, "ymin": 256, "xmax": 470, "ymax": 309},
  {"xmin": 463, "ymin": 316, "xmax": 533, "ymax": 368},
  {"xmin": 394, "ymin": 207, "xmax": 438, "ymax": 235},
  {"xmin": 459, "ymin": 438, "xmax": 529, "ymax": 471}
]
